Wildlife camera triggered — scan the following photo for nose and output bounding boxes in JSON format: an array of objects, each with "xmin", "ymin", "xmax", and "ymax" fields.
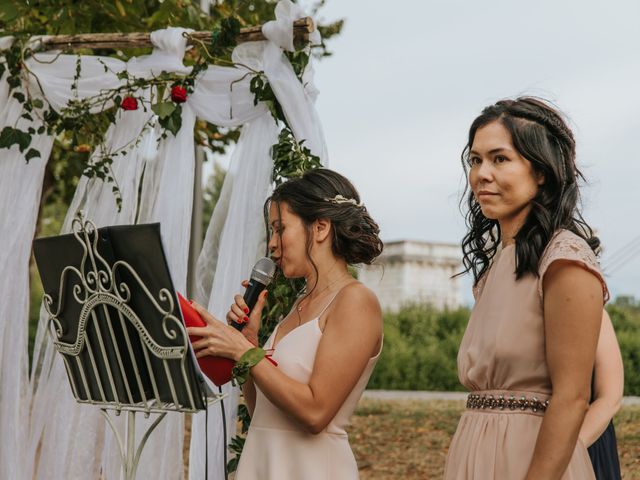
[
  {"xmin": 474, "ymin": 158, "xmax": 494, "ymax": 183},
  {"xmin": 268, "ymin": 233, "xmax": 278, "ymax": 254}
]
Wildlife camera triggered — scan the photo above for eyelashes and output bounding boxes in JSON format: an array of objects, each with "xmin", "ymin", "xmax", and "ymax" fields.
[{"xmin": 467, "ymin": 155, "xmax": 509, "ymax": 167}]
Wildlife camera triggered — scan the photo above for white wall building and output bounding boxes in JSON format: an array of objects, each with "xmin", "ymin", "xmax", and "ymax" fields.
[{"xmin": 358, "ymin": 240, "xmax": 462, "ymax": 312}]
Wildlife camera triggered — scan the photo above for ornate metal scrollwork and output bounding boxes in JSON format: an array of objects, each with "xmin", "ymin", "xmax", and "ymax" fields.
[
  {"xmin": 43, "ymin": 213, "xmax": 187, "ymax": 361},
  {"xmin": 40, "ymin": 211, "xmax": 211, "ymax": 416}
]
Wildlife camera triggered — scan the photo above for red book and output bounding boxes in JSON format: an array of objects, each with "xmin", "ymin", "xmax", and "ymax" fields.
[{"xmin": 178, "ymin": 293, "xmax": 235, "ymax": 386}]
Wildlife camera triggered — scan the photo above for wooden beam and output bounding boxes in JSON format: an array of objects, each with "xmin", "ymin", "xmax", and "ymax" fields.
[{"xmin": 37, "ymin": 17, "xmax": 314, "ymax": 51}]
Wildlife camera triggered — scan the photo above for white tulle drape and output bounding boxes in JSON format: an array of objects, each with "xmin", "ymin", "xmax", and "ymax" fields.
[
  {"xmin": 0, "ymin": 1, "xmax": 326, "ymax": 478},
  {"xmin": 0, "ymin": 38, "xmax": 54, "ymax": 480},
  {"xmin": 24, "ymin": 28, "xmax": 198, "ymax": 480},
  {"xmin": 188, "ymin": 4, "xmax": 327, "ymax": 478}
]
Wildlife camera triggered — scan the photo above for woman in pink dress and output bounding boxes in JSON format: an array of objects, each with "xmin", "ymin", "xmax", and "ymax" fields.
[
  {"xmin": 444, "ymin": 97, "xmax": 609, "ymax": 479},
  {"xmin": 188, "ymin": 168, "xmax": 384, "ymax": 479}
]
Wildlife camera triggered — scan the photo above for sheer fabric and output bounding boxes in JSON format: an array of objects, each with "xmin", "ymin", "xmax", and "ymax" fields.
[
  {"xmin": 189, "ymin": 4, "xmax": 327, "ymax": 479},
  {"xmin": 0, "ymin": 59, "xmax": 54, "ymax": 480},
  {"xmin": 0, "ymin": 1, "xmax": 327, "ymax": 478}
]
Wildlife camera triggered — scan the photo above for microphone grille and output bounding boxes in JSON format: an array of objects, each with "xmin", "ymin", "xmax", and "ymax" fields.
[{"xmin": 251, "ymin": 257, "xmax": 277, "ymax": 285}]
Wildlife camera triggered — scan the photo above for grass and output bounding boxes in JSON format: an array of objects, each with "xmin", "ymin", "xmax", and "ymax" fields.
[
  {"xmin": 349, "ymin": 399, "xmax": 640, "ymax": 479},
  {"xmin": 184, "ymin": 399, "xmax": 640, "ymax": 478}
]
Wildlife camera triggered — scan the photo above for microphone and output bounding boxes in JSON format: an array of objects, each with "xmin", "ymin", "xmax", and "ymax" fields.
[{"xmin": 232, "ymin": 257, "xmax": 277, "ymax": 331}]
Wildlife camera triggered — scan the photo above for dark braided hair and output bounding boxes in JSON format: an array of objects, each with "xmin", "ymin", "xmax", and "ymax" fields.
[{"xmin": 459, "ymin": 97, "xmax": 599, "ymax": 285}]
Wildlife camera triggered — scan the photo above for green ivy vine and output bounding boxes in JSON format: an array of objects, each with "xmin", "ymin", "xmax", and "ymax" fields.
[
  {"xmin": 0, "ymin": 20, "xmax": 240, "ymax": 210},
  {"xmin": 226, "ymin": 44, "xmax": 321, "ymax": 475},
  {"xmin": 0, "ymin": 22, "xmax": 321, "ymax": 214}
]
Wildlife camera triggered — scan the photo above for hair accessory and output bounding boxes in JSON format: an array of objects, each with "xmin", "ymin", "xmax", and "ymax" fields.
[{"xmin": 325, "ymin": 194, "xmax": 363, "ymax": 207}]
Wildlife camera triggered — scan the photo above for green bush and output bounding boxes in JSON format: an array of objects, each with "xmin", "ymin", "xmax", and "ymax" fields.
[
  {"xmin": 367, "ymin": 305, "xmax": 469, "ymax": 391},
  {"xmin": 607, "ymin": 298, "xmax": 640, "ymax": 396},
  {"xmin": 368, "ymin": 300, "xmax": 640, "ymax": 396}
]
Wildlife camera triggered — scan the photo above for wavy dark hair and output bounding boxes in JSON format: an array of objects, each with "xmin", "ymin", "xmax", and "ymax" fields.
[
  {"xmin": 265, "ymin": 168, "xmax": 383, "ymax": 287},
  {"xmin": 459, "ymin": 97, "xmax": 600, "ymax": 285}
]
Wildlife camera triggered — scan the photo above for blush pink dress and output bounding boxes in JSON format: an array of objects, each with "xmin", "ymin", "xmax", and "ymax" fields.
[
  {"xmin": 235, "ymin": 292, "xmax": 382, "ymax": 480},
  {"xmin": 444, "ymin": 230, "xmax": 609, "ymax": 479}
]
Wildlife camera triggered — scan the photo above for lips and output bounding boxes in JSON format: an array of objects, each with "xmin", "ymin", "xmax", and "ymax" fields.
[{"xmin": 477, "ymin": 191, "xmax": 499, "ymax": 198}]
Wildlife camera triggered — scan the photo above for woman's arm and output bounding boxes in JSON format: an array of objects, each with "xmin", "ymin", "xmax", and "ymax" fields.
[
  {"xmin": 241, "ymin": 379, "xmax": 258, "ymax": 417},
  {"xmin": 190, "ymin": 283, "xmax": 382, "ymax": 434},
  {"xmin": 245, "ymin": 283, "xmax": 382, "ymax": 434},
  {"xmin": 525, "ymin": 260, "xmax": 603, "ymax": 480},
  {"xmin": 188, "ymin": 284, "xmax": 265, "ymax": 416},
  {"xmin": 237, "ymin": 318, "xmax": 259, "ymax": 416},
  {"xmin": 579, "ymin": 310, "xmax": 624, "ymax": 447}
]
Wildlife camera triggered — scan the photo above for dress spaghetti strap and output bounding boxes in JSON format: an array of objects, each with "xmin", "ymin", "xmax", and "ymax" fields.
[{"xmin": 316, "ymin": 284, "xmax": 350, "ymax": 321}]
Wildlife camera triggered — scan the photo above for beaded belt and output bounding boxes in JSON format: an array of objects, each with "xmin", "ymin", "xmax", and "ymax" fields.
[{"xmin": 466, "ymin": 393, "xmax": 549, "ymax": 413}]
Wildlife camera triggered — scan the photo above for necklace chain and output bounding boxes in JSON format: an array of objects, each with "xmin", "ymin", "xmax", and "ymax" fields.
[
  {"xmin": 297, "ymin": 274, "xmax": 350, "ymax": 311},
  {"xmin": 295, "ymin": 274, "xmax": 351, "ymax": 325}
]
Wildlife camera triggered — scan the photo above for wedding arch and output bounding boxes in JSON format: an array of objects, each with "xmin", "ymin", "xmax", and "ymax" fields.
[{"xmin": 0, "ymin": 1, "xmax": 327, "ymax": 478}]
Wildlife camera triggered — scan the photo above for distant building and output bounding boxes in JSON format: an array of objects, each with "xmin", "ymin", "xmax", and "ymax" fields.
[{"xmin": 358, "ymin": 240, "xmax": 462, "ymax": 312}]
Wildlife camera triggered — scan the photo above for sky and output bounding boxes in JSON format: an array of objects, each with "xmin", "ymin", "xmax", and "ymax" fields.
[
  {"xmin": 207, "ymin": 0, "xmax": 640, "ymax": 305},
  {"xmin": 309, "ymin": 0, "xmax": 640, "ymax": 304}
]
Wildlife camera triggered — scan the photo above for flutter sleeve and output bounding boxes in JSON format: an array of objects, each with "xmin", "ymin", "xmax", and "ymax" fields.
[{"xmin": 537, "ymin": 230, "xmax": 609, "ymax": 303}]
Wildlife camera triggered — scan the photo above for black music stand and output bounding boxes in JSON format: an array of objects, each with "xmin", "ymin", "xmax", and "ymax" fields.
[{"xmin": 33, "ymin": 211, "xmax": 221, "ymax": 480}]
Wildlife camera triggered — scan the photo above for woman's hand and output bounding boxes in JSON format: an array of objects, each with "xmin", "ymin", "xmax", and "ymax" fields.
[
  {"xmin": 185, "ymin": 285, "xmax": 268, "ymax": 361},
  {"xmin": 225, "ymin": 280, "xmax": 268, "ymax": 346},
  {"xmin": 187, "ymin": 301, "xmax": 254, "ymax": 362}
]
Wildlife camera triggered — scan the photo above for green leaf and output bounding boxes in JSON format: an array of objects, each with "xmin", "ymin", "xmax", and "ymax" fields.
[
  {"xmin": 25, "ymin": 148, "xmax": 40, "ymax": 162},
  {"xmin": 159, "ymin": 106, "xmax": 182, "ymax": 136},
  {"xmin": 0, "ymin": 126, "xmax": 32, "ymax": 152},
  {"xmin": 240, "ymin": 347, "xmax": 266, "ymax": 365},
  {"xmin": 249, "ymin": 75, "xmax": 264, "ymax": 105},
  {"xmin": 211, "ymin": 16, "xmax": 241, "ymax": 55},
  {"xmin": 151, "ymin": 101, "xmax": 176, "ymax": 119},
  {"xmin": 0, "ymin": 3, "xmax": 19, "ymax": 23},
  {"xmin": 7, "ymin": 76, "xmax": 20, "ymax": 89}
]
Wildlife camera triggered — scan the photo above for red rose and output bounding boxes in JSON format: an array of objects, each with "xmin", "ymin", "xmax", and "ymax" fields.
[
  {"xmin": 121, "ymin": 96, "xmax": 138, "ymax": 111},
  {"xmin": 171, "ymin": 85, "xmax": 187, "ymax": 103}
]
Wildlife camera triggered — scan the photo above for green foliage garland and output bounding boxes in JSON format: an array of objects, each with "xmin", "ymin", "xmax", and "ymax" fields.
[
  {"xmin": 0, "ymin": 24, "xmax": 241, "ymax": 209},
  {"xmin": 0, "ymin": 0, "xmax": 342, "ymax": 207}
]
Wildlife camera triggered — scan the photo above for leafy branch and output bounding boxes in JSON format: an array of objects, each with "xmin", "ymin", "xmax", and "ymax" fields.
[{"xmin": 0, "ymin": 16, "xmax": 241, "ymax": 211}]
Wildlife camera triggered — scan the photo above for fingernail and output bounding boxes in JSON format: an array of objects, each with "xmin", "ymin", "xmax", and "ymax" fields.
[
  {"xmin": 243, "ymin": 316, "xmax": 249, "ymax": 323},
  {"xmin": 243, "ymin": 307, "xmax": 250, "ymax": 314}
]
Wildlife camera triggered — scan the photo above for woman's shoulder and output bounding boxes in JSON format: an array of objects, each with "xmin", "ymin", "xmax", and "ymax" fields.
[
  {"xmin": 547, "ymin": 228, "xmax": 590, "ymax": 246},
  {"xmin": 319, "ymin": 281, "xmax": 382, "ymax": 340},
  {"xmin": 540, "ymin": 229, "xmax": 598, "ymax": 269},
  {"xmin": 324, "ymin": 282, "xmax": 382, "ymax": 326},
  {"xmin": 333, "ymin": 281, "xmax": 381, "ymax": 311},
  {"xmin": 538, "ymin": 229, "xmax": 608, "ymax": 302}
]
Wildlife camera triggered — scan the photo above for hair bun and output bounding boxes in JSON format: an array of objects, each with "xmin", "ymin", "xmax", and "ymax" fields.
[{"xmin": 269, "ymin": 168, "xmax": 383, "ymax": 265}]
